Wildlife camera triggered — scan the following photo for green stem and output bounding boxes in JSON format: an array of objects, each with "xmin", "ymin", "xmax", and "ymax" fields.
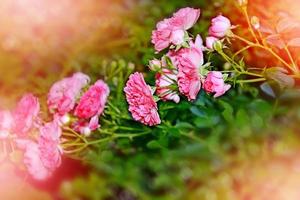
[
  {"xmin": 63, "ymin": 127, "xmax": 88, "ymax": 143},
  {"xmin": 240, "ymin": 71, "xmax": 264, "ymax": 77},
  {"xmin": 236, "ymin": 77, "xmax": 266, "ymax": 83}
]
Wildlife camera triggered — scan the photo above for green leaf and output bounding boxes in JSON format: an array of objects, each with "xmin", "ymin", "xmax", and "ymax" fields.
[
  {"xmin": 175, "ymin": 122, "xmax": 194, "ymax": 130},
  {"xmin": 219, "ymin": 101, "xmax": 234, "ymax": 122},
  {"xmin": 194, "ymin": 116, "xmax": 219, "ymax": 128},
  {"xmin": 147, "ymin": 140, "xmax": 162, "ymax": 149}
]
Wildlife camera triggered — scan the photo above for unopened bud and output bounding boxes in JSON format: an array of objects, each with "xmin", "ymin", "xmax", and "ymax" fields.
[
  {"xmin": 149, "ymin": 59, "xmax": 162, "ymax": 71},
  {"xmin": 213, "ymin": 40, "xmax": 223, "ymax": 52},
  {"xmin": 251, "ymin": 16, "xmax": 260, "ymax": 30},
  {"xmin": 83, "ymin": 127, "xmax": 91, "ymax": 137}
]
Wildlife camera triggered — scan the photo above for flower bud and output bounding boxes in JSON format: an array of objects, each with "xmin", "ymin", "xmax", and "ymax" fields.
[
  {"xmin": 213, "ymin": 40, "xmax": 223, "ymax": 52},
  {"xmin": 208, "ymin": 15, "xmax": 232, "ymax": 38},
  {"xmin": 206, "ymin": 36, "xmax": 219, "ymax": 50},
  {"xmin": 149, "ymin": 59, "xmax": 162, "ymax": 71},
  {"xmin": 83, "ymin": 127, "xmax": 91, "ymax": 136},
  {"xmin": 251, "ymin": 16, "xmax": 260, "ymax": 30}
]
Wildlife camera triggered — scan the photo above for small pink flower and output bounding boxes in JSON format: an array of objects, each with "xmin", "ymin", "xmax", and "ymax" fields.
[
  {"xmin": 73, "ymin": 80, "xmax": 110, "ymax": 134},
  {"xmin": 48, "ymin": 72, "xmax": 90, "ymax": 116},
  {"xmin": 208, "ymin": 15, "xmax": 231, "ymax": 38},
  {"xmin": 151, "ymin": 7, "xmax": 200, "ymax": 52},
  {"xmin": 155, "ymin": 69, "xmax": 180, "ymax": 103},
  {"xmin": 169, "ymin": 35, "xmax": 203, "ymax": 101},
  {"xmin": 203, "ymin": 71, "xmax": 231, "ymax": 97},
  {"xmin": 206, "ymin": 36, "xmax": 219, "ymax": 49},
  {"xmin": 170, "ymin": 7, "xmax": 201, "ymax": 30},
  {"xmin": 74, "ymin": 80, "xmax": 109, "ymax": 119},
  {"xmin": 124, "ymin": 72, "xmax": 161, "ymax": 126},
  {"xmin": 0, "ymin": 110, "xmax": 13, "ymax": 139},
  {"xmin": 13, "ymin": 94, "xmax": 40, "ymax": 137},
  {"xmin": 16, "ymin": 121, "xmax": 62, "ymax": 180}
]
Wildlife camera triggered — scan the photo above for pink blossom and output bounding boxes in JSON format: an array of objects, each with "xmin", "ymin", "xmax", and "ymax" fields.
[
  {"xmin": 155, "ymin": 69, "xmax": 180, "ymax": 103},
  {"xmin": 47, "ymin": 72, "xmax": 90, "ymax": 116},
  {"xmin": 16, "ymin": 140, "xmax": 50, "ymax": 180},
  {"xmin": 16, "ymin": 121, "xmax": 62, "ymax": 180},
  {"xmin": 124, "ymin": 72, "xmax": 161, "ymax": 126},
  {"xmin": 13, "ymin": 94, "xmax": 40, "ymax": 137},
  {"xmin": 0, "ymin": 110, "xmax": 13, "ymax": 139},
  {"xmin": 203, "ymin": 71, "xmax": 231, "ymax": 97},
  {"xmin": 151, "ymin": 7, "xmax": 200, "ymax": 52},
  {"xmin": 73, "ymin": 80, "xmax": 109, "ymax": 134},
  {"xmin": 208, "ymin": 15, "xmax": 231, "ymax": 38},
  {"xmin": 74, "ymin": 80, "xmax": 109, "ymax": 119},
  {"xmin": 170, "ymin": 7, "xmax": 201, "ymax": 30},
  {"xmin": 38, "ymin": 121, "xmax": 62, "ymax": 170},
  {"xmin": 169, "ymin": 35, "xmax": 203, "ymax": 101},
  {"xmin": 206, "ymin": 36, "xmax": 219, "ymax": 49}
]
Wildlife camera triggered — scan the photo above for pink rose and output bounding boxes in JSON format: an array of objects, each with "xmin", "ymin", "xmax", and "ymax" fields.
[
  {"xmin": 155, "ymin": 69, "xmax": 180, "ymax": 103},
  {"xmin": 0, "ymin": 110, "xmax": 13, "ymax": 139},
  {"xmin": 73, "ymin": 80, "xmax": 110, "ymax": 134},
  {"xmin": 208, "ymin": 15, "xmax": 231, "ymax": 38},
  {"xmin": 170, "ymin": 7, "xmax": 201, "ymax": 30},
  {"xmin": 13, "ymin": 94, "xmax": 40, "ymax": 137},
  {"xmin": 74, "ymin": 80, "xmax": 109, "ymax": 119},
  {"xmin": 169, "ymin": 35, "xmax": 203, "ymax": 101},
  {"xmin": 16, "ymin": 121, "xmax": 62, "ymax": 180},
  {"xmin": 47, "ymin": 72, "xmax": 90, "ymax": 115},
  {"xmin": 151, "ymin": 28, "xmax": 173, "ymax": 52},
  {"xmin": 206, "ymin": 36, "xmax": 219, "ymax": 49},
  {"xmin": 203, "ymin": 71, "xmax": 231, "ymax": 97},
  {"xmin": 151, "ymin": 7, "xmax": 200, "ymax": 52},
  {"xmin": 124, "ymin": 72, "xmax": 161, "ymax": 126}
]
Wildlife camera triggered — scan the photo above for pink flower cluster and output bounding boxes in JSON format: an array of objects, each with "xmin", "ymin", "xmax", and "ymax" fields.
[
  {"xmin": 0, "ymin": 93, "xmax": 61, "ymax": 180},
  {"xmin": 48, "ymin": 73, "xmax": 110, "ymax": 136},
  {"xmin": 0, "ymin": 73, "xmax": 110, "ymax": 180},
  {"xmin": 126, "ymin": 7, "xmax": 232, "ymax": 126}
]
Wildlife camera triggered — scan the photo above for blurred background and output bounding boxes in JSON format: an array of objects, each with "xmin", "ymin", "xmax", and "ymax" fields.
[{"xmin": 1, "ymin": 0, "xmax": 300, "ymax": 199}]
